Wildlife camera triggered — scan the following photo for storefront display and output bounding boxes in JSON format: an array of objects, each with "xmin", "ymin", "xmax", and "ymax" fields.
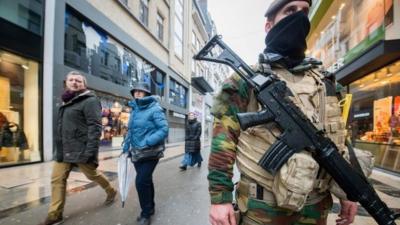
[
  {"xmin": 0, "ymin": 50, "xmax": 40, "ymax": 166},
  {"xmin": 96, "ymin": 92, "xmax": 130, "ymax": 150},
  {"xmin": 349, "ymin": 60, "xmax": 400, "ymax": 172}
]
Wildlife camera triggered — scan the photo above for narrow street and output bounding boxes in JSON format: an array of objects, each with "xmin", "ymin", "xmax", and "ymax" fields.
[
  {"xmin": 1, "ymin": 147, "xmax": 400, "ymax": 225},
  {"xmin": 0, "ymin": 148, "xmax": 210, "ymax": 225}
]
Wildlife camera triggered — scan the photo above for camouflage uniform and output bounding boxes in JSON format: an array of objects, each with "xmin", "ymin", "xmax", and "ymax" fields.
[{"xmin": 208, "ymin": 62, "xmax": 347, "ymax": 225}]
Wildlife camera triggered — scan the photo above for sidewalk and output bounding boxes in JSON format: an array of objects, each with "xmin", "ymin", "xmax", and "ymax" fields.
[{"xmin": 0, "ymin": 142, "xmax": 186, "ymax": 219}]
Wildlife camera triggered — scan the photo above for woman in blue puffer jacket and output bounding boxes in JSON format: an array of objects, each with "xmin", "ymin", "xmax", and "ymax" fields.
[{"xmin": 122, "ymin": 82, "xmax": 168, "ymax": 225}]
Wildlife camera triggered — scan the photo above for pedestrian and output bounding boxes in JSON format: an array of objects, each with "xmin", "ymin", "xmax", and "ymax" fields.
[
  {"xmin": 122, "ymin": 82, "xmax": 168, "ymax": 225},
  {"xmin": 39, "ymin": 71, "xmax": 117, "ymax": 225},
  {"xmin": 179, "ymin": 112, "xmax": 202, "ymax": 170},
  {"xmin": 208, "ymin": 1, "xmax": 359, "ymax": 225}
]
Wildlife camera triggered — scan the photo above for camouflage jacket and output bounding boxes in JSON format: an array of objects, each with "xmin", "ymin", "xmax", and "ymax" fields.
[{"xmin": 208, "ymin": 73, "xmax": 252, "ymax": 204}]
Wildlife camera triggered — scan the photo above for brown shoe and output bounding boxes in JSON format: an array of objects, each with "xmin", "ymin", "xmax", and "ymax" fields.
[
  {"xmin": 104, "ymin": 188, "xmax": 117, "ymax": 205},
  {"xmin": 38, "ymin": 216, "xmax": 64, "ymax": 225}
]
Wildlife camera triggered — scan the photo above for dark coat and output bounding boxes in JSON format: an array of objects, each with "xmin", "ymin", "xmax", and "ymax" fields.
[
  {"xmin": 0, "ymin": 123, "xmax": 29, "ymax": 149},
  {"xmin": 55, "ymin": 91, "xmax": 102, "ymax": 166},
  {"xmin": 184, "ymin": 119, "xmax": 201, "ymax": 153}
]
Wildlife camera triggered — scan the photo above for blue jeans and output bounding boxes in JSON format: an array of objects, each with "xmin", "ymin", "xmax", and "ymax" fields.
[
  {"xmin": 181, "ymin": 152, "xmax": 203, "ymax": 167},
  {"xmin": 133, "ymin": 159, "xmax": 159, "ymax": 218}
]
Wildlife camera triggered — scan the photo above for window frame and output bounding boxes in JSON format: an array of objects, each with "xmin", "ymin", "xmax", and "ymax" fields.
[
  {"xmin": 139, "ymin": 0, "xmax": 149, "ymax": 27},
  {"xmin": 156, "ymin": 12, "xmax": 164, "ymax": 42}
]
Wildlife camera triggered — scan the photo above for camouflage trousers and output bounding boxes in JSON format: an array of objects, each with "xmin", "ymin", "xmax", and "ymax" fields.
[{"xmin": 238, "ymin": 195, "xmax": 333, "ymax": 225}]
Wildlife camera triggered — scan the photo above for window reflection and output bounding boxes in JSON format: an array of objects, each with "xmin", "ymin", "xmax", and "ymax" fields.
[
  {"xmin": 169, "ymin": 79, "xmax": 187, "ymax": 108},
  {"xmin": 0, "ymin": 0, "xmax": 43, "ymax": 35},
  {"xmin": 64, "ymin": 8, "xmax": 166, "ymax": 92},
  {"xmin": 308, "ymin": 0, "xmax": 393, "ymax": 73}
]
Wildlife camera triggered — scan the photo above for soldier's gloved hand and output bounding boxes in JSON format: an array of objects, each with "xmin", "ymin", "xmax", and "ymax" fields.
[
  {"xmin": 209, "ymin": 203, "xmax": 236, "ymax": 225},
  {"xmin": 336, "ymin": 199, "xmax": 358, "ymax": 225}
]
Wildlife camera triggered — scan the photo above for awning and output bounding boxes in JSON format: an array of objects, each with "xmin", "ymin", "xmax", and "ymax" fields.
[
  {"xmin": 335, "ymin": 40, "xmax": 400, "ymax": 85},
  {"xmin": 191, "ymin": 76, "xmax": 213, "ymax": 94}
]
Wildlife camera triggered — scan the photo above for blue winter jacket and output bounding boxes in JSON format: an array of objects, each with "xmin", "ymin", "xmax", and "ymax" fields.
[{"xmin": 122, "ymin": 96, "xmax": 168, "ymax": 152}]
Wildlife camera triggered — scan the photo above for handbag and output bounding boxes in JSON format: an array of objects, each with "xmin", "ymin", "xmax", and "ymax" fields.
[{"xmin": 129, "ymin": 143, "xmax": 165, "ymax": 163}]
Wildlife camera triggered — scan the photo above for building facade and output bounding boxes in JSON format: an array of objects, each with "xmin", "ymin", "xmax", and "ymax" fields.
[
  {"xmin": 0, "ymin": 0, "xmax": 224, "ymax": 167},
  {"xmin": 308, "ymin": 0, "xmax": 400, "ymax": 174},
  {"xmin": 189, "ymin": 0, "xmax": 230, "ymax": 144}
]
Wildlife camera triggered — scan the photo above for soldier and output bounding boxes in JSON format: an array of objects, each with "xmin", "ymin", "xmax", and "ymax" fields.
[{"xmin": 208, "ymin": 1, "xmax": 358, "ymax": 225}]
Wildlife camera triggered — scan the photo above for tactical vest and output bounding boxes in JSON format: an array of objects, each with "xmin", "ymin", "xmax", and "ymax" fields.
[{"xmin": 236, "ymin": 65, "xmax": 346, "ymax": 210}]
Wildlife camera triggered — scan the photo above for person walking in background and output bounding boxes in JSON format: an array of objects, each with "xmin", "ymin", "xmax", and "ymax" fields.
[
  {"xmin": 179, "ymin": 112, "xmax": 202, "ymax": 170},
  {"xmin": 39, "ymin": 71, "xmax": 116, "ymax": 225},
  {"xmin": 122, "ymin": 82, "xmax": 168, "ymax": 225}
]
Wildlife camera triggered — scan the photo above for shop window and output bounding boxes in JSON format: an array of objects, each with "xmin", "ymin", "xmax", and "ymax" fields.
[
  {"xmin": 0, "ymin": 50, "xmax": 40, "ymax": 166},
  {"xmin": 150, "ymin": 70, "xmax": 165, "ymax": 99},
  {"xmin": 95, "ymin": 92, "xmax": 130, "ymax": 149},
  {"xmin": 64, "ymin": 7, "xmax": 166, "ymax": 90},
  {"xmin": 349, "ymin": 60, "xmax": 400, "ymax": 173},
  {"xmin": 169, "ymin": 79, "xmax": 187, "ymax": 108}
]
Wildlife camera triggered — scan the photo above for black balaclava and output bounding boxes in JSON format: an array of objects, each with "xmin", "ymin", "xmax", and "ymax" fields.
[{"xmin": 264, "ymin": 11, "xmax": 310, "ymax": 68}]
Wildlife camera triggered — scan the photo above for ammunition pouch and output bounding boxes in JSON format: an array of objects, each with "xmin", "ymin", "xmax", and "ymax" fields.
[{"xmin": 272, "ymin": 152, "xmax": 319, "ymax": 211}]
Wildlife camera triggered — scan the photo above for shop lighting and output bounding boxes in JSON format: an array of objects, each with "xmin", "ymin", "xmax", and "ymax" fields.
[
  {"xmin": 21, "ymin": 64, "xmax": 29, "ymax": 70},
  {"xmin": 340, "ymin": 3, "xmax": 346, "ymax": 9},
  {"xmin": 373, "ymin": 73, "xmax": 379, "ymax": 82},
  {"xmin": 359, "ymin": 84, "xmax": 365, "ymax": 88},
  {"xmin": 331, "ymin": 16, "xmax": 336, "ymax": 20},
  {"xmin": 381, "ymin": 80, "xmax": 389, "ymax": 85}
]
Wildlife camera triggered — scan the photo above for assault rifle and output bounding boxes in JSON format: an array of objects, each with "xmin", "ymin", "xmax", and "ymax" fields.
[{"xmin": 194, "ymin": 35, "xmax": 399, "ymax": 225}]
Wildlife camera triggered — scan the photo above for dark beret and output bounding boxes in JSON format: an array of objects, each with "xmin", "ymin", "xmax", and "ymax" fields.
[{"xmin": 265, "ymin": 0, "xmax": 312, "ymax": 18}]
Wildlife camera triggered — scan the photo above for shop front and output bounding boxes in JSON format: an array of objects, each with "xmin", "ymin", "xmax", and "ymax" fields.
[
  {"xmin": 349, "ymin": 60, "xmax": 400, "ymax": 172},
  {"xmin": 63, "ymin": 6, "xmax": 175, "ymax": 147},
  {"xmin": 0, "ymin": 51, "xmax": 41, "ymax": 166},
  {"xmin": 308, "ymin": 0, "xmax": 400, "ymax": 173},
  {"xmin": 167, "ymin": 78, "xmax": 188, "ymax": 143},
  {"xmin": 96, "ymin": 92, "xmax": 130, "ymax": 150},
  {"xmin": 0, "ymin": 0, "xmax": 44, "ymax": 167}
]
